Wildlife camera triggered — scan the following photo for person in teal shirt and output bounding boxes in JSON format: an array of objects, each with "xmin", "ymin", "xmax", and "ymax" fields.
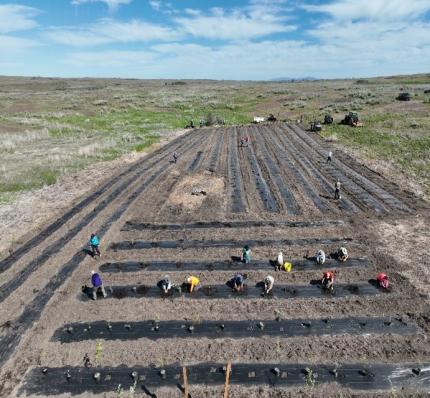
[
  {"xmin": 90, "ymin": 233, "xmax": 101, "ymax": 257},
  {"xmin": 242, "ymin": 245, "xmax": 251, "ymax": 264}
]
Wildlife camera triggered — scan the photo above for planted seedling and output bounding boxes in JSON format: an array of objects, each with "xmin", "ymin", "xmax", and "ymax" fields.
[
  {"xmin": 305, "ymin": 368, "xmax": 315, "ymax": 388},
  {"xmin": 116, "ymin": 384, "xmax": 124, "ymax": 398}
]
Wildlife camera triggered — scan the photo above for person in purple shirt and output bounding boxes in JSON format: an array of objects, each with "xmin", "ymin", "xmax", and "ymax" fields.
[{"xmin": 91, "ymin": 270, "xmax": 107, "ymax": 300}]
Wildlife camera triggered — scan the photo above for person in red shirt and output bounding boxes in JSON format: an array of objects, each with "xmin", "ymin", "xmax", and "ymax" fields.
[
  {"xmin": 321, "ymin": 271, "xmax": 335, "ymax": 291},
  {"xmin": 377, "ymin": 273, "xmax": 389, "ymax": 289}
]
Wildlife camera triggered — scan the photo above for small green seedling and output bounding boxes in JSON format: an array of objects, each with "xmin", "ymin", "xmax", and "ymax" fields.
[
  {"xmin": 116, "ymin": 384, "xmax": 123, "ymax": 398},
  {"xmin": 305, "ymin": 367, "xmax": 315, "ymax": 388}
]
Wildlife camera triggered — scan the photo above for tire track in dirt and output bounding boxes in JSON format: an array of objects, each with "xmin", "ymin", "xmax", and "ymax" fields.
[{"xmin": 0, "ymin": 131, "xmax": 204, "ymax": 369}]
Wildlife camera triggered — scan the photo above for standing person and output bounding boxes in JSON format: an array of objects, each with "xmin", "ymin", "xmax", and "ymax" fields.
[
  {"xmin": 172, "ymin": 151, "xmax": 178, "ymax": 164},
  {"xmin": 334, "ymin": 179, "xmax": 341, "ymax": 200},
  {"xmin": 242, "ymin": 245, "xmax": 252, "ymax": 264},
  {"xmin": 264, "ymin": 275, "xmax": 275, "ymax": 294},
  {"xmin": 91, "ymin": 270, "xmax": 107, "ymax": 300},
  {"xmin": 327, "ymin": 150, "xmax": 333, "ymax": 163},
  {"xmin": 276, "ymin": 251, "xmax": 284, "ymax": 271},
  {"xmin": 90, "ymin": 233, "xmax": 101, "ymax": 257}
]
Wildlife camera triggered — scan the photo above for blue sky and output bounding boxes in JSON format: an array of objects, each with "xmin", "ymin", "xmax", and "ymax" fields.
[{"xmin": 0, "ymin": 0, "xmax": 429, "ymax": 79}]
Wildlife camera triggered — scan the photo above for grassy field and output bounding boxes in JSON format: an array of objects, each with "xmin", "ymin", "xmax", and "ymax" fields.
[{"xmin": 0, "ymin": 74, "xmax": 429, "ymax": 203}]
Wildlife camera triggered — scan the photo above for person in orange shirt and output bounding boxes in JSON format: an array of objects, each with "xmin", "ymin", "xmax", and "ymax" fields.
[{"xmin": 187, "ymin": 276, "xmax": 200, "ymax": 293}]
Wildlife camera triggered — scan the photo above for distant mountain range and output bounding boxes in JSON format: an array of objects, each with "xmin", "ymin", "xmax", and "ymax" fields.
[{"xmin": 271, "ymin": 77, "xmax": 319, "ymax": 82}]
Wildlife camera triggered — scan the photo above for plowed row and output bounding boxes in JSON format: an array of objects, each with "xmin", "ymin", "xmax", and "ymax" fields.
[{"xmin": 1, "ymin": 124, "xmax": 428, "ymax": 398}]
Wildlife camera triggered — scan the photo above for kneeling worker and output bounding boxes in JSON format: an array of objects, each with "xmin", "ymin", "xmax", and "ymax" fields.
[
  {"xmin": 187, "ymin": 275, "xmax": 200, "ymax": 293},
  {"xmin": 337, "ymin": 247, "xmax": 348, "ymax": 262},
  {"xmin": 160, "ymin": 275, "xmax": 172, "ymax": 293},
  {"xmin": 377, "ymin": 273, "xmax": 389, "ymax": 289},
  {"xmin": 264, "ymin": 275, "xmax": 275, "ymax": 294},
  {"xmin": 316, "ymin": 249, "xmax": 326, "ymax": 265},
  {"xmin": 321, "ymin": 271, "xmax": 335, "ymax": 291},
  {"xmin": 232, "ymin": 273, "xmax": 245, "ymax": 292}
]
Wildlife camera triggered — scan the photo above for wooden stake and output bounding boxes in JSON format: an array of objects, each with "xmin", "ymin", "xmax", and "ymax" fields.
[
  {"xmin": 183, "ymin": 366, "xmax": 188, "ymax": 398},
  {"xmin": 223, "ymin": 361, "xmax": 231, "ymax": 398}
]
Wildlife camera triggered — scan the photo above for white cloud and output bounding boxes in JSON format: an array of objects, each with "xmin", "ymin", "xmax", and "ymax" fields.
[
  {"xmin": 61, "ymin": 31, "xmax": 430, "ymax": 80},
  {"xmin": 65, "ymin": 50, "xmax": 157, "ymax": 67},
  {"xmin": 45, "ymin": 18, "xmax": 181, "ymax": 47},
  {"xmin": 0, "ymin": 34, "xmax": 40, "ymax": 55},
  {"xmin": 303, "ymin": 0, "xmax": 430, "ymax": 21},
  {"xmin": 175, "ymin": 6, "xmax": 296, "ymax": 40},
  {"xmin": 149, "ymin": 1, "xmax": 161, "ymax": 11},
  {"xmin": 0, "ymin": 4, "xmax": 39, "ymax": 33},
  {"xmin": 71, "ymin": 0, "xmax": 133, "ymax": 12}
]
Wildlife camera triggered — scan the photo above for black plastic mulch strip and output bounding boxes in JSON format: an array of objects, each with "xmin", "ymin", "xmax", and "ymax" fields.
[
  {"xmin": 110, "ymin": 237, "xmax": 353, "ymax": 251},
  {"xmin": 80, "ymin": 282, "xmax": 383, "ymax": 301},
  {"xmin": 282, "ymin": 125, "xmax": 388, "ymax": 214},
  {"xmin": 289, "ymin": 124, "xmax": 411, "ymax": 213},
  {"xmin": 228, "ymin": 128, "xmax": 246, "ymax": 213},
  {"xmin": 20, "ymin": 363, "xmax": 430, "ymax": 395},
  {"xmin": 52, "ymin": 316, "xmax": 417, "ymax": 343},
  {"xmin": 207, "ymin": 131, "xmax": 224, "ymax": 172},
  {"xmin": 260, "ymin": 125, "xmax": 329, "ymax": 213},
  {"xmin": 187, "ymin": 151, "xmax": 204, "ymax": 171},
  {"xmin": 121, "ymin": 219, "xmax": 345, "ymax": 231},
  {"xmin": 99, "ymin": 258, "xmax": 368, "ymax": 273},
  {"xmin": 0, "ymin": 130, "xmax": 201, "ymax": 305},
  {"xmin": 249, "ymin": 126, "xmax": 300, "ymax": 215},
  {"xmin": 0, "ymin": 131, "xmax": 202, "ymax": 368},
  {"xmin": 0, "ymin": 128, "xmax": 194, "ymax": 275},
  {"xmin": 271, "ymin": 125, "xmax": 358, "ymax": 213},
  {"xmin": 243, "ymin": 134, "xmax": 279, "ymax": 212}
]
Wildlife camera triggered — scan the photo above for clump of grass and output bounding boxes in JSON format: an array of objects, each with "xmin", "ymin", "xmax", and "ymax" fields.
[{"xmin": 94, "ymin": 341, "xmax": 102, "ymax": 365}]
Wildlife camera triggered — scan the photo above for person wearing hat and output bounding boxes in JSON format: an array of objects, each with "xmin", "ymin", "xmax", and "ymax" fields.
[
  {"xmin": 160, "ymin": 275, "xmax": 172, "ymax": 293},
  {"xmin": 91, "ymin": 270, "xmax": 107, "ymax": 300}
]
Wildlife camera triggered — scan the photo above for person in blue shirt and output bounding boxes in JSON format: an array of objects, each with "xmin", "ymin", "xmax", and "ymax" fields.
[
  {"xmin": 90, "ymin": 233, "xmax": 101, "ymax": 257},
  {"xmin": 91, "ymin": 270, "xmax": 107, "ymax": 300}
]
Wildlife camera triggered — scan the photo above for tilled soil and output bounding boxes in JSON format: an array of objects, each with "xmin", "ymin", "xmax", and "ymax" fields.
[{"xmin": 1, "ymin": 123, "xmax": 429, "ymax": 398}]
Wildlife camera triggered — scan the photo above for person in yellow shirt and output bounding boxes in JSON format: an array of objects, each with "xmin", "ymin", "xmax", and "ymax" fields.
[{"xmin": 187, "ymin": 276, "xmax": 200, "ymax": 293}]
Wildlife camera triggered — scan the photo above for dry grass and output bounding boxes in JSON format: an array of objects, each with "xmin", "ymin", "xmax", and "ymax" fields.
[{"xmin": 0, "ymin": 74, "xmax": 429, "ymax": 202}]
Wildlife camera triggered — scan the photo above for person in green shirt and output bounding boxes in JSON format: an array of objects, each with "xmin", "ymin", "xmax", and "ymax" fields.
[{"xmin": 242, "ymin": 245, "xmax": 251, "ymax": 264}]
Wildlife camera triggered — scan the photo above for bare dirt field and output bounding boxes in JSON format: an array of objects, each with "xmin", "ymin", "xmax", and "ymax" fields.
[{"xmin": 0, "ymin": 123, "xmax": 429, "ymax": 397}]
